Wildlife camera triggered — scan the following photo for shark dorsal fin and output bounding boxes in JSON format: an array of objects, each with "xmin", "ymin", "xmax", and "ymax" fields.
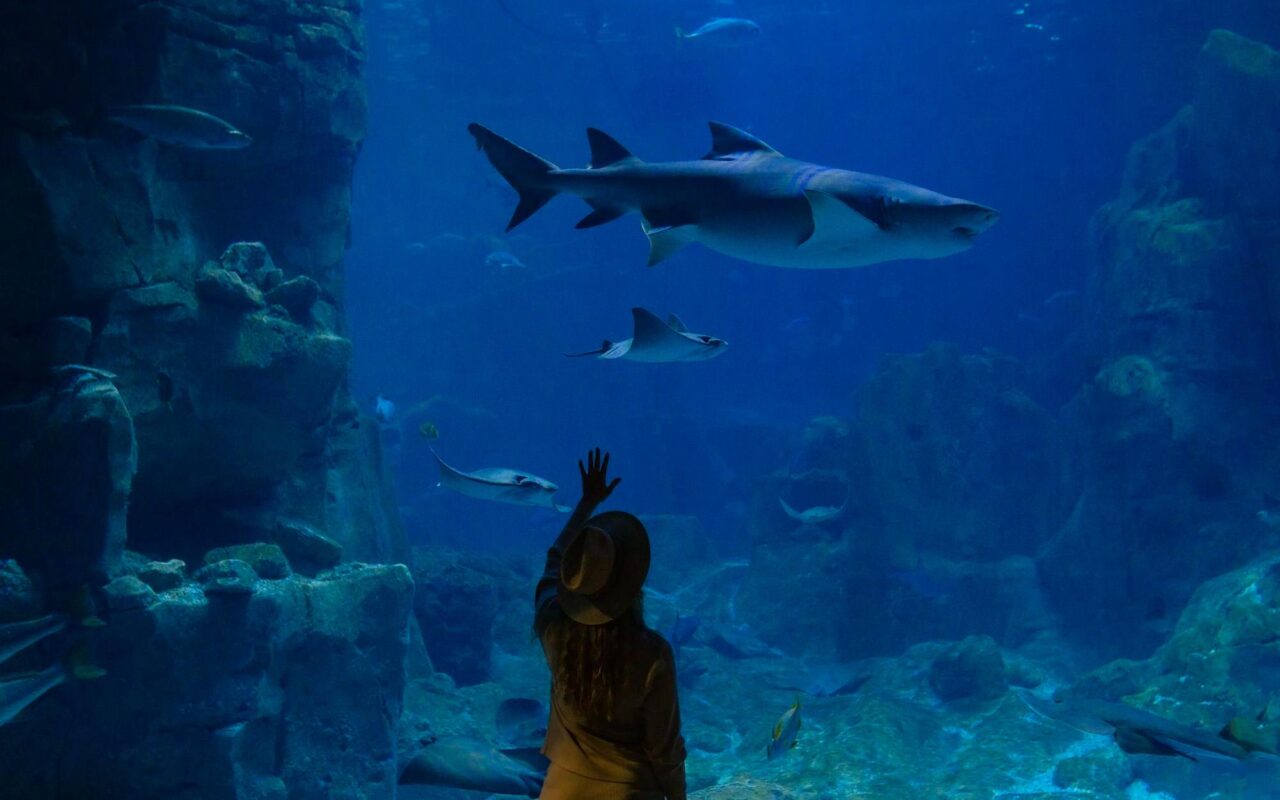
[
  {"xmin": 587, "ymin": 128, "xmax": 637, "ymax": 168},
  {"xmin": 704, "ymin": 122, "xmax": 780, "ymax": 160},
  {"xmin": 666, "ymin": 313, "xmax": 689, "ymax": 332}
]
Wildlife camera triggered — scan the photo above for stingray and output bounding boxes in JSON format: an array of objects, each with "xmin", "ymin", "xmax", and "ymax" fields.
[
  {"xmin": 1016, "ymin": 689, "xmax": 1249, "ymax": 761},
  {"xmin": 778, "ymin": 496, "xmax": 847, "ymax": 524},
  {"xmin": 0, "ymin": 614, "xmax": 66, "ymax": 666},
  {"xmin": 399, "ymin": 736, "xmax": 546, "ymax": 796},
  {"xmin": 495, "ymin": 697, "xmax": 547, "ymax": 747},
  {"xmin": 569, "ymin": 307, "xmax": 727, "ymax": 362},
  {"xmin": 434, "ymin": 451, "xmax": 569, "ymax": 511}
]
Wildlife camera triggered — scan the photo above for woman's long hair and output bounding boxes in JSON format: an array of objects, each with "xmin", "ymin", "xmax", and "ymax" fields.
[{"xmin": 535, "ymin": 595, "xmax": 650, "ymax": 722}]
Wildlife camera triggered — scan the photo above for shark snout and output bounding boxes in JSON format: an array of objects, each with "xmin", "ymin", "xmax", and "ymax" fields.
[{"xmin": 950, "ymin": 204, "xmax": 1000, "ymax": 240}]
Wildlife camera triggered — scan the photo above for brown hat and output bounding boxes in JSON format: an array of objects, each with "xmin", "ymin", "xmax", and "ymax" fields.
[{"xmin": 557, "ymin": 511, "xmax": 650, "ymax": 626}]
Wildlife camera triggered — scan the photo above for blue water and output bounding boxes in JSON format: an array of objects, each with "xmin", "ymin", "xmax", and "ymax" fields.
[{"xmin": 346, "ymin": 0, "xmax": 1279, "ymax": 553}]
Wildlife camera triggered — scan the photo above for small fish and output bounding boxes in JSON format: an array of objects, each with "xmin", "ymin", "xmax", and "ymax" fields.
[
  {"xmin": 375, "ymin": 394, "xmax": 396, "ymax": 423},
  {"xmin": 418, "ymin": 422, "xmax": 440, "ymax": 441},
  {"xmin": 766, "ymin": 698, "xmax": 802, "ymax": 760},
  {"xmin": 0, "ymin": 647, "xmax": 105, "ymax": 727},
  {"xmin": 778, "ymin": 496, "xmax": 846, "ymax": 525},
  {"xmin": 1043, "ymin": 289, "xmax": 1080, "ymax": 307},
  {"xmin": 1258, "ymin": 494, "xmax": 1280, "ymax": 528},
  {"xmin": 106, "ymin": 105, "xmax": 251, "ymax": 149},
  {"xmin": 0, "ymin": 614, "xmax": 66, "ymax": 666},
  {"xmin": 676, "ymin": 17, "xmax": 762, "ymax": 45},
  {"xmin": 484, "ymin": 251, "xmax": 526, "ymax": 270}
]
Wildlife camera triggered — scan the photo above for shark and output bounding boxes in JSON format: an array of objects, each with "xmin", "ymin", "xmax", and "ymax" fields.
[
  {"xmin": 1016, "ymin": 689, "xmax": 1250, "ymax": 762},
  {"xmin": 433, "ymin": 450, "xmax": 569, "ymax": 511},
  {"xmin": 569, "ymin": 307, "xmax": 727, "ymax": 362},
  {"xmin": 468, "ymin": 121, "xmax": 998, "ymax": 269}
]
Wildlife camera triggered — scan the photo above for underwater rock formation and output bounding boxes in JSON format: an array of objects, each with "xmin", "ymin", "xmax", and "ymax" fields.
[
  {"xmin": 0, "ymin": 370, "xmax": 137, "ymax": 590},
  {"xmin": 0, "ymin": 561, "xmax": 412, "ymax": 799},
  {"xmin": 1040, "ymin": 29, "xmax": 1280, "ymax": 656}
]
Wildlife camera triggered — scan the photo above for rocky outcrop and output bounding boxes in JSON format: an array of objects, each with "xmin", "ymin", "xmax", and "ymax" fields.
[
  {"xmin": 0, "ymin": 0, "xmax": 403, "ymax": 588},
  {"xmin": 0, "ymin": 561, "xmax": 413, "ymax": 800},
  {"xmin": 0, "ymin": 370, "xmax": 136, "ymax": 589},
  {"xmin": 1039, "ymin": 29, "xmax": 1280, "ymax": 656}
]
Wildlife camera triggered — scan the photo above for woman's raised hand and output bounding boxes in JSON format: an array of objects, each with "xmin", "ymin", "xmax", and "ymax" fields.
[{"xmin": 579, "ymin": 447, "xmax": 621, "ymax": 507}]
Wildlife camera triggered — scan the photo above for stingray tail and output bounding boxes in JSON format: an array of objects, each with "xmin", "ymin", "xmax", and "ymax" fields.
[
  {"xmin": 467, "ymin": 124, "xmax": 559, "ymax": 231},
  {"xmin": 566, "ymin": 340, "xmax": 611, "ymax": 358}
]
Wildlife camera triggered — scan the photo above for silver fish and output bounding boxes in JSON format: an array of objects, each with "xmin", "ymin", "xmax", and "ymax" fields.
[
  {"xmin": 676, "ymin": 17, "xmax": 762, "ymax": 46},
  {"xmin": 106, "ymin": 105, "xmax": 251, "ymax": 149},
  {"xmin": 766, "ymin": 698, "xmax": 802, "ymax": 760}
]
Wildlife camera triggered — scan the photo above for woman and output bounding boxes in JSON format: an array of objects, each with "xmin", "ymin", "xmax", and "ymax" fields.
[{"xmin": 533, "ymin": 449, "xmax": 687, "ymax": 800}]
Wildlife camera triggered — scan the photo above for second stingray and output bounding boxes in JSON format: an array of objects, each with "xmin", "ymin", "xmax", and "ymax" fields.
[{"xmin": 570, "ymin": 307, "xmax": 727, "ymax": 362}]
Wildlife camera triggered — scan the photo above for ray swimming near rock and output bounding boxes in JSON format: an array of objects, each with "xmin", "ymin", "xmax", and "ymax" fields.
[
  {"xmin": 569, "ymin": 307, "xmax": 727, "ymax": 362},
  {"xmin": 0, "ymin": 646, "xmax": 105, "ymax": 727},
  {"xmin": 0, "ymin": 615, "xmax": 66, "ymax": 666},
  {"xmin": 468, "ymin": 121, "xmax": 998, "ymax": 269},
  {"xmin": 1016, "ymin": 689, "xmax": 1250, "ymax": 761},
  {"xmin": 399, "ymin": 736, "xmax": 545, "ymax": 795},
  {"xmin": 433, "ymin": 450, "xmax": 569, "ymax": 511}
]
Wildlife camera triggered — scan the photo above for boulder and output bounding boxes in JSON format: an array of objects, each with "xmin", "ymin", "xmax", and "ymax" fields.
[
  {"xmin": 0, "ymin": 372, "xmax": 136, "ymax": 591},
  {"xmin": 103, "ymin": 575, "xmax": 157, "ymax": 612},
  {"xmin": 274, "ymin": 520, "xmax": 344, "ymax": 573},
  {"xmin": 136, "ymin": 559, "xmax": 187, "ymax": 593},
  {"xmin": 195, "ymin": 265, "xmax": 266, "ymax": 310},
  {"xmin": 197, "ymin": 559, "xmax": 259, "ymax": 596},
  {"xmin": 0, "ymin": 564, "xmax": 412, "ymax": 799},
  {"xmin": 205, "ymin": 543, "xmax": 290, "ymax": 580},
  {"xmin": 265, "ymin": 276, "xmax": 321, "ymax": 322},
  {"xmin": 409, "ymin": 546, "xmax": 504, "ymax": 686},
  {"xmin": 928, "ymin": 635, "xmax": 1008, "ymax": 703}
]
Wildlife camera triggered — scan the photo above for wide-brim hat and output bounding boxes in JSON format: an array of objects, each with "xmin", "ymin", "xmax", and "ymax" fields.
[{"xmin": 557, "ymin": 511, "xmax": 650, "ymax": 626}]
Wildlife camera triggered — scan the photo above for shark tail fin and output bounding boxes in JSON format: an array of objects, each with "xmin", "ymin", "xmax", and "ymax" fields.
[{"xmin": 467, "ymin": 123, "xmax": 559, "ymax": 231}]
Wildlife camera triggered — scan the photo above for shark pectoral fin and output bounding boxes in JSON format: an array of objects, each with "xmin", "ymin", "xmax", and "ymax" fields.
[
  {"xmin": 799, "ymin": 190, "xmax": 880, "ymax": 248},
  {"xmin": 642, "ymin": 223, "xmax": 697, "ymax": 267},
  {"xmin": 576, "ymin": 205, "xmax": 626, "ymax": 229}
]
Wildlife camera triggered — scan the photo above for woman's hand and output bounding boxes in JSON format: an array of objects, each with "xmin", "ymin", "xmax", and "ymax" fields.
[{"xmin": 579, "ymin": 447, "xmax": 621, "ymax": 508}]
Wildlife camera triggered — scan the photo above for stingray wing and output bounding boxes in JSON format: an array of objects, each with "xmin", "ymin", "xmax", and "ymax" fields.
[{"xmin": 629, "ymin": 308, "xmax": 698, "ymax": 361}]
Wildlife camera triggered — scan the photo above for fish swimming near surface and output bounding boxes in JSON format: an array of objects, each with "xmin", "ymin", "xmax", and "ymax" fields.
[
  {"xmin": 569, "ymin": 307, "xmax": 727, "ymax": 362},
  {"xmin": 1016, "ymin": 689, "xmax": 1250, "ymax": 761},
  {"xmin": 467, "ymin": 121, "xmax": 998, "ymax": 269},
  {"xmin": 766, "ymin": 698, "xmax": 802, "ymax": 760},
  {"xmin": 676, "ymin": 17, "xmax": 762, "ymax": 45},
  {"xmin": 0, "ymin": 614, "xmax": 66, "ymax": 666},
  {"xmin": 433, "ymin": 450, "xmax": 569, "ymax": 511},
  {"xmin": 105, "ymin": 105, "xmax": 251, "ymax": 149},
  {"xmin": 778, "ymin": 496, "xmax": 846, "ymax": 524},
  {"xmin": 0, "ymin": 648, "xmax": 105, "ymax": 727}
]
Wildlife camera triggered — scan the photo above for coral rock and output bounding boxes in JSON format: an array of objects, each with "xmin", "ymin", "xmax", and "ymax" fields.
[
  {"xmin": 265, "ymin": 275, "xmax": 321, "ymax": 322},
  {"xmin": 195, "ymin": 265, "xmax": 266, "ymax": 310},
  {"xmin": 104, "ymin": 575, "xmax": 157, "ymax": 611},
  {"xmin": 928, "ymin": 635, "xmax": 1008, "ymax": 702},
  {"xmin": 274, "ymin": 520, "xmax": 343, "ymax": 572},
  {"xmin": 136, "ymin": 559, "xmax": 187, "ymax": 592},
  {"xmin": 205, "ymin": 543, "xmax": 290, "ymax": 580},
  {"xmin": 197, "ymin": 559, "xmax": 259, "ymax": 596}
]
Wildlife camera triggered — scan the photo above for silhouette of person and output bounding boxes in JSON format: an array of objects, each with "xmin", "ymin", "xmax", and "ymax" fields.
[{"xmin": 534, "ymin": 449, "xmax": 687, "ymax": 800}]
